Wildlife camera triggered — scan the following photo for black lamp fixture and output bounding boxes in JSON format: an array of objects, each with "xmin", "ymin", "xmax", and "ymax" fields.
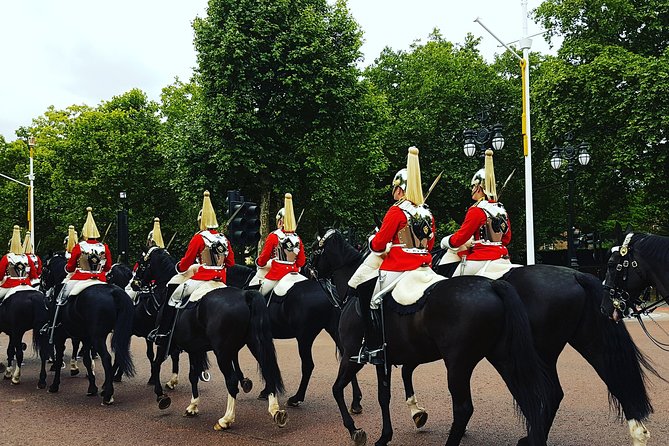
[{"xmin": 463, "ymin": 111, "xmax": 505, "ymax": 158}]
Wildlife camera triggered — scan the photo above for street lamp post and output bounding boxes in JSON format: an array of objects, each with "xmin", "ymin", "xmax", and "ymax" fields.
[
  {"xmin": 550, "ymin": 132, "xmax": 590, "ymax": 268},
  {"xmin": 118, "ymin": 191, "xmax": 129, "ymax": 264},
  {"xmin": 463, "ymin": 111, "xmax": 505, "ymax": 158},
  {"xmin": 27, "ymin": 137, "xmax": 36, "ymax": 247}
]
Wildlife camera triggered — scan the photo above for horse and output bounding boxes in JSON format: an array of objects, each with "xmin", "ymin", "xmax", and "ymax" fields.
[
  {"xmin": 40, "ymin": 254, "xmax": 135, "ymax": 404},
  {"xmin": 0, "ymin": 286, "xmax": 50, "ymax": 387},
  {"xmin": 227, "ymin": 263, "xmax": 362, "ymax": 411},
  {"xmin": 602, "ymin": 232, "xmax": 669, "ymax": 323},
  {"xmin": 134, "ymin": 247, "xmax": 287, "ymax": 430},
  {"xmin": 106, "ymin": 261, "xmax": 182, "ymax": 387},
  {"xmin": 315, "ymin": 230, "xmax": 659, "ymax": 445},
  {"xmin": 311, "ymin": 229, "xmax": 551, "ymax": 446}
]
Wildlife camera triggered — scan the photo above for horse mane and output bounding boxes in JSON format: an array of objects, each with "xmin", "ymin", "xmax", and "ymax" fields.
[
  {"xmin": 328, "ymin": 230, "xmax": 363, "ymax": 268},
  {"xmin": 633, "ymin": 233, "xmax": 669, "ymax": 265},
  {"xmin": 152, "ymin": 249, "xmax": 177, "ymax": 281}
]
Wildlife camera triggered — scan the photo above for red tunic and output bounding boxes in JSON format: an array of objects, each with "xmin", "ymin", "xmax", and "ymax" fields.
[
  {"xmin": 66, "ymin": 239, "xmax": 112, "ymax": 281},
  {"xmin": 371, "ymin": 204, "xmax": 435, "ymax": 272},
  {"xmin": 257, "ymin": 230, "xmax": 306, "ymax": 281},
  {"xmin": 0, "ymin": 254, "xmax": 38, "ymax": 288},
  {"xmin": 176, "ymin": 230, "xmax": 235, "ymax": 282},
  {"xmin": 448, "ymin": 202, "xmax": 512, "ymax": 261}
]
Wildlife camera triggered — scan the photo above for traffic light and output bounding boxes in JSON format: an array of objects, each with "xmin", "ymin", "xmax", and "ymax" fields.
[{"xmin": 240, "ymin": 202, "xmax": 260, "ymax": 246}]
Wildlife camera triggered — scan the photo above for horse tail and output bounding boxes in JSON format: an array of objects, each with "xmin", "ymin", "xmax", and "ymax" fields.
[
  {"xmin": 31, "ymin": 292, "xmax": 49, "ymax": 354},
  {"xmin": 111, "ymin": 286, "xmax": 136, "ymax": 378},
  {"xmin": 244, "ymin": 290, "xmax": 285, "ymax": 395},
  {"xmin": 576, "ymin": 273, "xmax": 657, "ymax": 421},
  {"xmin": 491, "ymin": 279, "xmax": 549, "ymax": 443}
]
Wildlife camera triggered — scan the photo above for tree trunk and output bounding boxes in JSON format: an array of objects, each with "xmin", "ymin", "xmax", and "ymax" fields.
[{"xmin": 258, "ymin": 186, "xmax": 271, "ymax": 253}]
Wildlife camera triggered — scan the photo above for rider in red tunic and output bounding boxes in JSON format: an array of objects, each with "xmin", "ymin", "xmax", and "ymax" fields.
[
  {"xmin": 22, "ymin": 231, "xmax": 42, "ymax": 286},
  {"xmin": 255, "ymin": 193, "xmax": 306, "ymax": 296},
  {"xmin": 65, "ymin": 207, "xmax": 112, "ymax": 283},
  {"xmin": 352, "ymin": 147, "xmax": 435, "ymax": 365},
  {"xmin": 438, "ymin": 149, "xmax": 514, "ymax": 278},
  {"xmin": 0, "ymin": 226, "xmax": 38, "ymax": 301},
  {"xmin": 150, "ymin": 191, "xmax": 235, "ymax": 345}
]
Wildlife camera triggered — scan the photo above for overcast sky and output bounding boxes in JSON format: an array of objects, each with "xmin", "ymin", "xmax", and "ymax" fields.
[{"xmin": 0, "ymin": 0, "xmax": 559, "ymax": 142}]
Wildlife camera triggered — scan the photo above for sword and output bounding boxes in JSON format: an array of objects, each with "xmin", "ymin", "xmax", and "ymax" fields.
[
  {"xmin": 224, "ymin": 202, "xmax": 245, "ymax": 229},
  {"xmin": 497, "ymin": 168, "xmax": 516, "ymax": 201},
  {"xmin": 424, "ymin": 170, "xmax": 444, "ymax": 202},
  {"xmin": 101, "ymin": 222, "xmax": 113, "ymax": 243},
  {"xmin": 166, "ymin": 232, "xmax": 178, "ymax": 251},
  {"xmin": 295, "ymin": 208, "xmax": 305, "ymax": 230}
]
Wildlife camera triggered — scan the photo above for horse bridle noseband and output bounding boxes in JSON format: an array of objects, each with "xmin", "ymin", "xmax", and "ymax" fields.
[{"xmin": 603, "ymin": 233, "xmax": 646, "ymax": 315}]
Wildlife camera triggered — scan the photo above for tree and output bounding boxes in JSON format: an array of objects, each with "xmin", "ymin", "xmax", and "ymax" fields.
[{"xmin": 193, "ymin": 0, "xmax": 388, "ymax": 244}]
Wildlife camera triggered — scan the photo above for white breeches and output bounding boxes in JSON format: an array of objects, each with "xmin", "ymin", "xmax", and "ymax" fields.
[{"xmin": 450, "ymin": 258, "xmax": 513, "ymax": 279}]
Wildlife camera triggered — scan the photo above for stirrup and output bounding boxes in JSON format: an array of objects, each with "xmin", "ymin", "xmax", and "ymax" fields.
[
  {"xmin": 147, "ymin": 328, "xmax": 169, "ymax": 344},
  {"xmin": 350, "ymin": 346, "xmax": 370, "ymax": 364},
  {"xmin": 367, "ymin": 347, "xmax": 385, "ymax": 366}
]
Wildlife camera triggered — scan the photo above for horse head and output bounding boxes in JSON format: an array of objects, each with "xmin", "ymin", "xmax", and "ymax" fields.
[
  {"xmin": 310, "ymin": 229, "xmax": 363, "ymax": 280},
  {"xmin": 602, "ymin": 233, "xmax": 658, "ymax": 321},
  {"xmin": 134, "ymin": 248, "xmax": 177, "ymax": 293},
  {"xmin": 106, "ymin": 263, "xmax": 133, "ymax": 288},
  {"xmin": 40, "ymin": 253, "xmax": 68, "ymax": 299}
]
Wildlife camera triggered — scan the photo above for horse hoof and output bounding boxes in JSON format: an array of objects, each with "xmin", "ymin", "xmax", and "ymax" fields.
[
  {"xmin": 87, "ymin": 388, "xmax": 98, "ymax": 396},
  {"xmin": 37, "ymin": 381, "xmax": 46, "ymax": 390},
  {"xmin": 48, "ymin": 385, "xmax": 59, "ymax": 393},
  {"xmin": 350, "ymin": 404, "xmax": 363, "ymax": 415},
  {"xmin": 213, "ymin": 421, "xmax": 230, "ymax": 431},
  {"xmin": 183, "ymin": 410, "xmax": 199, "ymax": 418},
  {"xmin": 102, "ymin": 396, "xmax": 114, "ymax": 406},
  {"xmin": 273, "ymin": 410, "xmax": 288, "ymax": 428},
  {"xmin": 165, "ymin": 381, "xmax": 176, "ymax": 390},
  {"xmin": 70, "ymin": 369, "xmax": 80, "ymax": 377},
  {"xmin": 351, "ymin": 428, "xmax": 367, "ymax": 446},
  {"xmin": 241, "ymin": 378, "xmax": 253, "ymax": 393},
  {"xmin": 287, "ymin": 396, "xmax": 302, "ymax": 407},
  {"xmin": 158, "ymin": 395, "xmax": 172, "ymax": 410},
  {"xmin": 257, "ymin": 392, "xmax": 269, "ymax": 401},
  {"xmin": 413, "ymin": 410, "xmax": 428, "ymax": 429},
  {"xmin": 11, "ymin": 378, "xmax": 20, "ymax": 385}
]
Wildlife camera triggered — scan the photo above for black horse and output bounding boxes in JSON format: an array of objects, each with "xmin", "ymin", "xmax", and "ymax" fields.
[
  {"xmin": 0, "ymin": 286, "xmax": 50, "ymax": 387},
  {"xmin": 228, "ymin": 263, "xmax": 362, "ymax": 410},
  {"xmin": 134, "ymin": 248, "xmax": 287, "ymax": 430},
  {"xmin": 602, "ymin": 232, "xmax": 669, "ymax": 322},
  {"xmin": 326, "ymin": 226, "xmax": 658, "ymax": 445},
  {"xmin": 106, "ymin": 261, "xmax": 182, "ymax": 387},
  {"xmin": 311, "ymin": 230, "xmax": 551, "ymax": 446},
  {"xmin": 40, "ymin": 255, "xmax": 135, "ymax": 404}
]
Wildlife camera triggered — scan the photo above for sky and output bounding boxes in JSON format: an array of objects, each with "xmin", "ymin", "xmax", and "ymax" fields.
[{"xmin": 0, "ymin": 0, "xmax": 561, "ymax": 142}]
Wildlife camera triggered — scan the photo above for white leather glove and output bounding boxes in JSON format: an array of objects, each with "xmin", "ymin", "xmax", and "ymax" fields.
[{"xmin": 463, "ymin": 236, "xmax": 474, "ymax": 248}]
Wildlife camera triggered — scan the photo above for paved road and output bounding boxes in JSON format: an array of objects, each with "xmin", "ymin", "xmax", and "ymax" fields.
[{"xmin": 2, "ymin": 314, "xmax": 669, "ymax": 446}]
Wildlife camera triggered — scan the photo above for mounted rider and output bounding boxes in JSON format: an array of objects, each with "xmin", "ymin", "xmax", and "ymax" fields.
[
  {"xmin": 438, "ymin": 149, "xmax": 518, "ymax": 279},
  {"xmin": 253, "ymin": 193, "xmax": 306, "ymax": 297},
  {"xmin": 0, "ymin": 225, "xmax": 38, "ymax": 303},
  {"xmin": 22, "ymin": 231, "xmax": 42, "ymax": 287},
  {"xmin": 149, "ymin": 191, "xmax": 235, "ymax": 345},
  {"xmin": 127, "ymin": 217, "xmax": 166, "ymax": 301},
  {"xmin": 351, "ymin": 146, "xmax": 436, "ymax": 365}
]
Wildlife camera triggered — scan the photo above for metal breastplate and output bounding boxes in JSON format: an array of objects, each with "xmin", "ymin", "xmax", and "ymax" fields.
[
  {"xmin": 397, "ymin": 201, "xmax": 433, "ymax": 253},
  {"xmin": 78, "ymin": 242, "xmax": 107, "ymax": 272},
  {"xmin": 477, "ymin": 201, "xmax": 509, "ymax": 244},
  {"xmin": 199, "ymin": 231, "xmax": 228, "ymax": 267},
  {"xmin": 6, "ymin": 254, "xmax": 29, "ymax": 278},
  {"xmin": 275, "ymin": 231, "xmax": 300, "ymax": 264}
]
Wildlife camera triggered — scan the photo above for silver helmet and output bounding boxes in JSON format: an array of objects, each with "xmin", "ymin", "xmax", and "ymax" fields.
[
  {"xmin": 392, "ymin": 168, "xmax": 408, "ymax": 192},
  {"xmin": 276, "ymin": 207, "xmax": 285, "ymax": 222},
  {"xmin": 471, "ymin": 168, "xmax": 485, "ymax": 187}
]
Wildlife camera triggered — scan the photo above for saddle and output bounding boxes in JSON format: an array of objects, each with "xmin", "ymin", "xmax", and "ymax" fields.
[
  {"xmin": 391, "ymin": 267, "xmax": 446, "ymax": 306},
  {"xmin": 273, "ymin": 272, "xmax": 307, "ymax": 297},
  {"xmin": 0, "ymin": 285, "xmax": 34, "ymax": 304}
]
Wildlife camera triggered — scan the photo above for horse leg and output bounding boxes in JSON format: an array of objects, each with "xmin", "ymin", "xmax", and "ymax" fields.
[
  {"xmin": 94, "ymin": 337, "xmax": 115, "ymax": 405},
  {"xmin": 10, "ymin": 332, "xmax": 24, "ymax": 384},
  {"xmin": 47, "ymin": 334, "xmax": 66, "ymax": 393},
  {"xmin": 333, "ymin": 358, "xmax": 366, "ymax": 445},
  {"xmin": 70, "ymin": 338, "xmax": 80, "ymax": 376},
  {"xmin": 152, "ymin": 345, "xmax": 171, "ymax": 410},
  {"xmin": 184, "ymin": 351, "xmax": 204, "ymax": 417},
  {"xmin": 374, "ymin": 364, "xmax": 394, "ymax": 446},
  {"xmin": 444, "ymin": 361, "xmax": 476, "ymax": 446},
  {"xmin": 4, "ymin": 342, "xmax": 13, "ymax": 379},
  {"xmin": 212, "ymin": 353, "xmax": 240, "ymax": 430},
  {"xmin": 287, "ymin": 335, "xmax": 317, "ymax": 407},
  {"xmin": 350, "ymin": 374, "xmax": 363, "ymax": 415},
  {"xmin": 165, "ymin": 349, "xmax": 180, "ymax": 390},
  {"xmin": 401, "ymin": 363, "xmax": 428, "ymax": 428},
  {"xmin": 37, "ymin": 332, "xmax": 50, "ymax": 389},
  {"xmin": 233, "ymin": 355, "xmax": 253, "ymax": 393},
  {"xmin": 145, "ymin": 339, "xmax": 157, "ymax": 385},
  {"xmin": 81, "ymin": 341, "xmax": 98, "ymax": 396}
]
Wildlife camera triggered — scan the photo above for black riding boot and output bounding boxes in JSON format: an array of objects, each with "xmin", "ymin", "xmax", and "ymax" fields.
[
  {"xmin": 149, "ymin": 305, "xmax": 177, "ymax": 346},
  {"xmin": 351, "ymin": 302, "xmax": 385, "ymax": 365}
]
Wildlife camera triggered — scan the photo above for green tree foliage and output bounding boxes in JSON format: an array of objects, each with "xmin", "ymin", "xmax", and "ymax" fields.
[
  {"xmin": 533, "ymin": 0, "xmax": 669, "ymax": 237},
  {"xmin": 193, "ymin": 0, "xmax": 388, "ymax": 241}
]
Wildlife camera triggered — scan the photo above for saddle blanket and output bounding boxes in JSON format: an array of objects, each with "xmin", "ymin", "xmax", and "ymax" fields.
[
  {"xmin": 0, "ymin": 285, "xmax": 35, "ymax": 303},
  {"xmin": 391, "ymin": 267, "xmax": 446, "ymax": 306},
  {"xmin": 68, "ymin": 279, "xmax": 107, "ymax": 297},
  {"xmin": 273, "ymin": 272, "xmax": 307, "ymax": 297}
]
